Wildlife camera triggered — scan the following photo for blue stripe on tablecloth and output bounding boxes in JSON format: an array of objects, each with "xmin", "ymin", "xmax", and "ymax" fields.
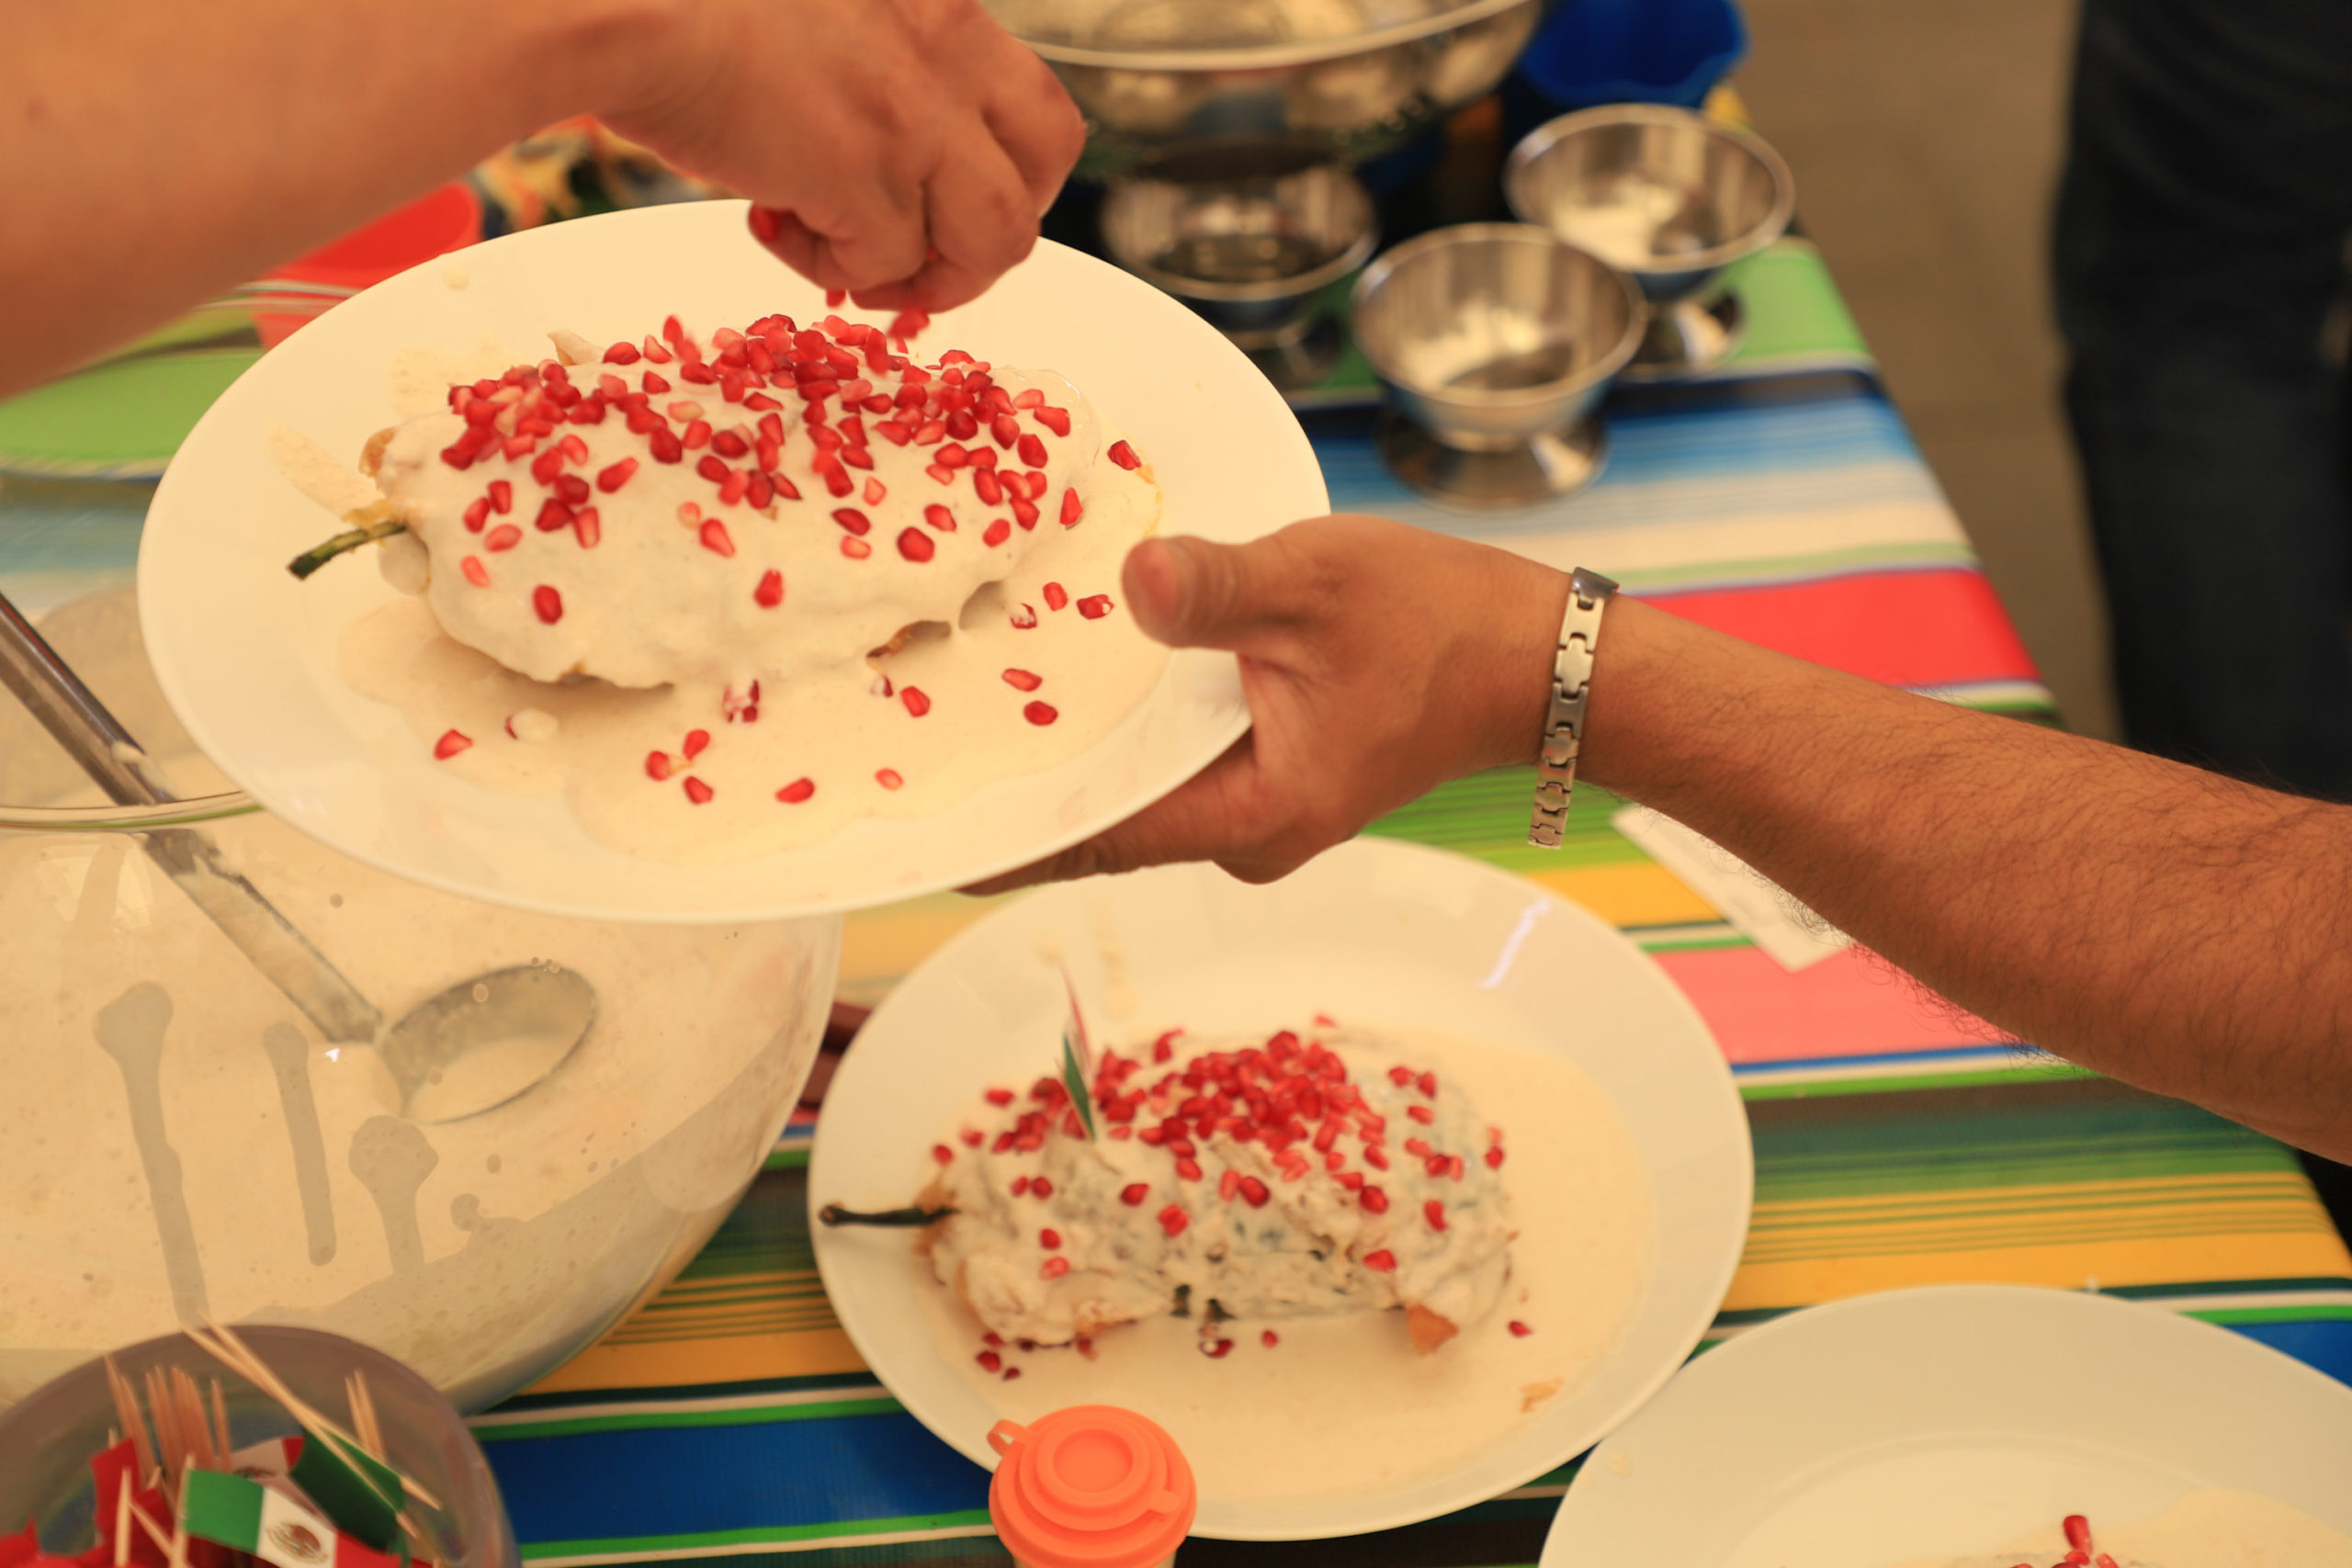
[{"xmin": 486, "ymin": 1408, "xmax": 989, "ymax": 1553}]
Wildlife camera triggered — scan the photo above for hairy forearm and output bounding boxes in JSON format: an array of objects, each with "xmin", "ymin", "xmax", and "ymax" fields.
[
  {"xmin": 1577, "ymin": 596, "xmax": 2352, "ymax": 1158},
  {"xmin": 0, "ymin": 0, "xmax": 667, "ymax": 396}
]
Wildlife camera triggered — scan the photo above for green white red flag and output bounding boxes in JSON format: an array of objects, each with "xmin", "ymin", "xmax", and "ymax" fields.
[{"xmin": 177, "ymin": 1472, "xmax": 398, "ymax": 1568}]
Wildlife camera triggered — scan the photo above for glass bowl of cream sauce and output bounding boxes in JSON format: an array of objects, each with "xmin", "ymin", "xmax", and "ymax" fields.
[{"xmin": 0, "ymin": 587, "xmax": 841, "ymax": 1412}]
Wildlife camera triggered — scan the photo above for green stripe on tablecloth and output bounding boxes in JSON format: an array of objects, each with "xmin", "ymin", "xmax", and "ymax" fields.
[
  {"xmin": 1718, "ymin": 239, "xmax": 1872, "ymax": 366},
  {"xmin": 1608, "ymin": 538, "xmax": 1981, "ymax": 593},
  {"xmin": 1740, "ymin": 1064, "xmax": 2099, "ymax": 1100},
  {"xmin": 763, "ymin": 1145, "xmax": 809, "ymax": 1171},
  {"xmin": 476, "ymin": 1396, "xmax": 904, "ymax": 1443},
  {"xmin": 2188, "ymin": 1304, "xmax": 2352, "ymax": 1325},
  {"xmin": 518, "ymin": 1512, "xmax": 997, "ymax": 1561}
]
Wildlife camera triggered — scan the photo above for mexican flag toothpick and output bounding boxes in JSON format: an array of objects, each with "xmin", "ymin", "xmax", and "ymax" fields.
[{"xmin": 177, "ymin": 1472, "xmax": 398, "ymax": 1568}]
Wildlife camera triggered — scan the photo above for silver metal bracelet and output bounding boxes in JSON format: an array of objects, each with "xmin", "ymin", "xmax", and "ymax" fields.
[{"xmin": 1527, "ymin": 567, "xmax": 1619, "ymax": 849}]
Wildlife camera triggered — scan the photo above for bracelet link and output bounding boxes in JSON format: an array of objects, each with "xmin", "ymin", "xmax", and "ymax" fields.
[{"xmin": 1527, "ymin": 568, "xmax": 1618, "ymax": 849}]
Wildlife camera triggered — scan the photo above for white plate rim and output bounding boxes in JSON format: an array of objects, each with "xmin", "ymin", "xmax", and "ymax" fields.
[
  {"xmin": 1540, "ymin": 1280, "xmax": 2352, "ymax": 1567},
  {"xmin": 135, "ymin": 203, "xmax": 1327, "ymax": 923},
  {"xmin": 808, "ymin": 835, "xmax": 1755, "ymax": 1540}
]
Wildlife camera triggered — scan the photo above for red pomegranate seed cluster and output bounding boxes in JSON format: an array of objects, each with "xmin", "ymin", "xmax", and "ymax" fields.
[{"xmin": 431, "ymin": 313, "xmax": 1133, "ymax": 594}]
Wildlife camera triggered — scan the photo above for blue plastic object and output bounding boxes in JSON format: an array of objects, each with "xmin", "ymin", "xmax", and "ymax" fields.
[{"xmin": 1508, "ymin": 0, "xmax": 1748, "ymax": 130}]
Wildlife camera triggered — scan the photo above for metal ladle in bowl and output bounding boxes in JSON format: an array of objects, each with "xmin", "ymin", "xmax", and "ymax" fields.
[{"xmin": 0, "ymin": 589, "xmax": 594, "ymax": 1122}]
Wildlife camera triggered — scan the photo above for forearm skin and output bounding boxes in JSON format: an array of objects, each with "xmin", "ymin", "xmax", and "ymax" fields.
[{"xmin": 1573, "ymin": 594, "xmax": 2352, "ymax": 1159}]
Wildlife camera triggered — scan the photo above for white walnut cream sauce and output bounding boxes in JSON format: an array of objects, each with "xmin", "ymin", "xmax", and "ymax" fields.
[
  {"xmin": 313, "ymin": 313, "xmax": 1169, "ymax": 863},
  {"xmin": 911, "ymin": 1023, "xmax": 1656, "ymax": 1501}
]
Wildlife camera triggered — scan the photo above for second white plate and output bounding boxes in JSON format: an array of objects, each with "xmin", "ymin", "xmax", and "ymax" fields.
[{"xmin": 809, "ymin": 837, "xmax": 1753, "ymax": 1540}]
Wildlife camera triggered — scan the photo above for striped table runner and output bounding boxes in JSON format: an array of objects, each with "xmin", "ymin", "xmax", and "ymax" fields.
[
  {"xmin": 3, "ymin": 234, "xmax": 2340, "ymax": 1563},
  {"xmin": 461, "ymin": 240, "xmax": 2352, "ymax": 1564}
]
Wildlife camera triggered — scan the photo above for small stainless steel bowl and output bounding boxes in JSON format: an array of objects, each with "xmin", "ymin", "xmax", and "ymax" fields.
[
  {"xmin": 1351, "ymin": 222, "xmax": 1644, "ymax": 505},
  {"xmin": 1102, "ymin": 163, "xmax": 1377, "ymax": 333},
  {"xmin": 1504, "ymin": 104, "xmax": 1794, "ymax": 374}
]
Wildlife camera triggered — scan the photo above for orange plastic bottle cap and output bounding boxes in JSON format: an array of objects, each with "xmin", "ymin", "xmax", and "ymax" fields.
[{"xmin": 988, "ymin": 1405, "xmax": 1195, "ymax": 1568}]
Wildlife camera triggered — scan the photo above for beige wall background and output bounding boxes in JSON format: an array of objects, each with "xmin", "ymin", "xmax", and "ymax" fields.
[{"xmin": 1734, "ymin": 0, "xmax": 2120, "ymax": 739}]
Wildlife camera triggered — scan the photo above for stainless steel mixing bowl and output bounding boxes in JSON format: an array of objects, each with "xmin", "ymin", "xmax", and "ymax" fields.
[
  {"xmin": 1351, "ymin": 222, "xmax": 1643, "ymax": 505},
  {"xmin": 1101, "ymin": 161, "xmax": 1376, "ymax": 386},
  {"xmin": 1504, "ymin": 104, "xmax": 1794, "ymax": 376},
  {"xmin": 987, "ymin": 0, "xmax": 1544, "ymax": 175}
]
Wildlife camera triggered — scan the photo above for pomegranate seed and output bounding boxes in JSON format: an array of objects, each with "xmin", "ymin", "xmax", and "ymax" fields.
[
  {"xmin": 591, "ymin": 457, "xmax": 635, "ymax": 494},
  {"xmin": 1120, "ymin": 1183, "xmax": 1150, "ymax": 1206},
  {"xmin": 603, "ymin": 342, "xmax": 639, "ymax": 365},
  {"xmin": 1043, "ymin": 581, "xmax": 1069, "ymax": 611},
  {"xmin": 841, "ymin": 446, "xmax": 873, "ymax": 470},
  {"xmin": 1039, "ymin": 1256, "xmax": 1070, "ymax": 1280},
  {"xmin": 534, "ymin": 497, "xmax": 571, "ymax": 534},
  {"xmin": 1509, "ymin": 1320, "xmax": 1532, "ymax": 1337},
  {"xmin": 1002, "ymin": 1366, "xmax": 1023, "ymax": 1382},
  {"xmin": 488, "ymin": 479, "xmax": 513, "ymax": 513},
  {"xmin": 984, "ymin": 1087, "xmax": 1015, "ymax": 1106},
  {"xmin": 914, "ymin": 420, "xmax": 946, "ymax": 445},
  {"xmin": 931, "ymin": 1143, "xmax": 952, "ymax": 1164},
  {"xmin": 1361, "ymin": 1186, "xmax": 1388, "ymax": 1213},
  {"xmin": 1039, "ymin": 1228, "xmax": 1061, "ymax": 1250},
  {"xmin": 1032, "ymin": 1176, "xmax": 1056, "ymax": 1198},
  {"xmin": 923, "ymin": 464, "xmax": 953, "ymax": 485},
  {"xmin": 875, "ymin": 767, "xmax": 904, "ymax": 790},
  {"xmin": 1238, "ymin": 1176, "xmax": 1270, "ymax": 1208},
  {"xmin": 2064, "ymin": 1519, "xmax": 2093, "ymax": 1554},
  {"xmin": 1108, "ymin": 439, "xmax": 1141, "ymax": 470},
  {"xmin": 1485, "ymin": 1146, "xmax": 1507, "ymax": 1168},
  {"xmin": 1425, "ymin": 1199, "xmax": 1447, "ymax": 1231},
  {"xmin": 775, "ymin": 777, "xmax": 815, "ymax": 804},
  {"xmin": 1154, "ymin": 1031, "xmax": 1180, "ymax": 1063},
  {"xmin": 1405, "ymin": 1137, "xmax": 1432, "ymax": 1158},
  {"xmin": 1023, "ymin": 701, "xmax": 1058, "ymax": 726},
  {"xmin": 641, "ymin": 341, "xmax": 671, "ymax": 367},
  {"xmin": 645, "ymin": 751, "xmax": 674, "ymax": 781},
  {"xmin": 841, "ymin": 536, "xmax": 872, "ymax": 559},
  {"xmin": 1362, "ymin": 1249, "xmax": 1396, "ymax": 1272},
  {"xmin": 1009, "ymin": 602, "xmax": 1038, "ymax": 628},
  {"xmin": 977, "ymin": 1349, "xmax": 1001, "ymax": 1373},
  {"xmin": 965, "ymin": 518, "xmax": 1000, "ymax": 547},
  {"xmin": 682, "ymin": 776, "xmax": 714, "ymax": 805},
  {"xmin": 462, "ymin": 496, "xmax": 491, "ymax": 532},
  {"xmin": 989, "ymin": 412, "xmax": 1019, "ymax": 447},
  {"xmin": 695, "ymin": 455, "xmax": 727, "ymax": 485},
  {"xmin": 1158, "ymin": 1204, "xmax": 1189, "ymax": 1236},
  {"xmin": 1220, "ymin": 1168, "xmax": 1241, "ymax": 1201},
  {"xmin": 1419, "ymin": 1071, "xmax": 1439, "ymax": 1097},
  {"xmin": 683, "ymin": 729, "xmax": 711, "ymax": 761},
  {"xmin": 533, "ymin": 585, "xmax": 562, "ymax": 624},
  {"xmin": 717, "ymin": 469, "xmax": 749, "ymax": 504},
  {"xmin": 1011, "ymin": 434, "xmax": 1043, "ymax": 468},
  {"xmin": 649, "ymin": 428, "xmax": 684, "ymax": 463},
  {"xmin": 1450, "ymin": 1155, "xmax": 1466, "ymax": 1180},
  {"xmin": 1364, "ymin": 1145, "xmax": 1390, "ymax": 1170},
  {"xmin": 1174, "ymin": 1156, "xmax": 1203, "ymax": 1181},
  {"xmin": 696, "ymin": 519, "xmax": 735, "ymax": 558},
  {"xmin": 433, "ymin": 728, "xmax": 471, "ymax": 760},
  {"xmin": 2095, "ymin": 1558, "xmax": 2119, "ymax": 1568},
  {"xmin": 1001, "ymin": 668, "xmax": 1043, "ymax": 692},
  {"xmin": 949, "ymin": 411, "xmax": 979, "ymax": 441},
  {"xmin": 901, "ymin": 687, "xmax": 932, "ymax": 717},
  {"xmin": 1035, "ymin": 405, "xmax": 1072, "ymax": 436},
  {"xmin": 1201, "ymin": 1338, "xmax": 1234, "ymax": 1359},
  {"xmin": 753, "ymin": 569, "xmax": 785, "ymax": 608},
  {"xmin": 712, "ymin": 428, "xmax": 749, "ymax": 457},
  {"xmin": 1408, "ymin": 1105, "xmax": 1435, "ymax": 1124},
  {"xmin": 553, "ymin": 473, "xmax": 591, "ymax": 506},
  {"xmin": 922, "ymin": 502, "xmax": 956, "ymax": 532},
  {"xmin": 1060, "ymin": 489, "xmax": 1083, "ymax": 525},
  {"xmin": 1012, "ymin": 496, "xmax": 1040, "ymax": 529},
  {"xmin": 825, "ymin": 506, "xmax": 871, "ymax": 536},
  {"xmin": 1077, "ymin": 594, "xmax": 1114, "ymax": 619}
]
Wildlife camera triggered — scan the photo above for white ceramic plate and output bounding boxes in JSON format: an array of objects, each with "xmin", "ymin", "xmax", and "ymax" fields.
[
  {"xmin": 137, "ymin": 202, "xmax": 1325, "ymax": 922},
  {"xmin": 808, "ymin": 837, "xmax": 1753, "ymax": 1540},
  {"xmin": 1542, "ymin": 1283, "xmax": 2352, "ymax": 1567}
]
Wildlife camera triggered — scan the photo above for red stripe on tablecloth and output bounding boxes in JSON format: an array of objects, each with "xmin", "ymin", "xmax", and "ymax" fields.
[
  {"xmin": 1642, "ymin": 569, "xmax": 2040, "ymax": 689},
  {"xmin": 1649, "ymin": 944, "xmax": 2010, "ymax": 1064}
]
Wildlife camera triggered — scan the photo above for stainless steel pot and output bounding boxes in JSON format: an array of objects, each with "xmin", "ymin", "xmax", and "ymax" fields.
[{"xmin": 989, "ymin": 0, "xmax": 1545, "ymax": 175}]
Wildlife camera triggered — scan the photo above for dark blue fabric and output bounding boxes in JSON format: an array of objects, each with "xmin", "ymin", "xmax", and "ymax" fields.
[{"xmin": 2054, "ymin": 0, "xmax": 2352, "ymax": 796}]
